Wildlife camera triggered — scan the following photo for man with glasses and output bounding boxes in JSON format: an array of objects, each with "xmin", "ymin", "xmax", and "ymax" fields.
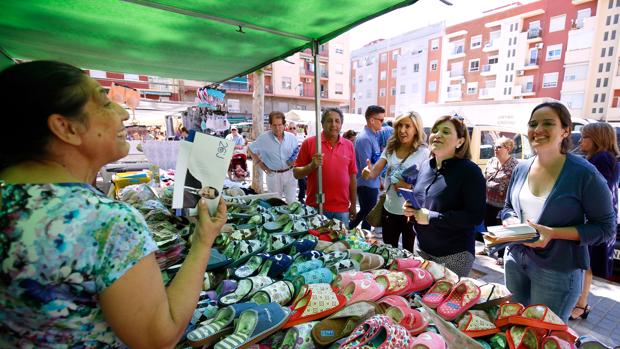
[
  {"xmin": 249, "ymin": 111, "xmax": 299, "ymax": 203},
  {"xmin": 350, "ymin": 105, "xmax": 385, "ymax": 229}
]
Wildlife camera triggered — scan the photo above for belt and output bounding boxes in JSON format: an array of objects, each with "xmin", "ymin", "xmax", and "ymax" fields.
[{"xmin": 270, "ymin": 167, "xmax": 293, "ymax": 173}]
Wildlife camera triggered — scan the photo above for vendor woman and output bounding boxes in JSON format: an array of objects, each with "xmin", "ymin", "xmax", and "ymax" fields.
[{"xmin": 0, "ymin": 61, "xmax": 227, "ymax": 348}]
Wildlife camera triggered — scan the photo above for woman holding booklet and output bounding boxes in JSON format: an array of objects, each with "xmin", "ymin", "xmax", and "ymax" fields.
[
  {"xmin": 501, "ymin": 102, "xmax": 616, "ymax": 322},
  {"xmin": 403, "ymin": 115, "xmax": 486, "ymax": 277}
]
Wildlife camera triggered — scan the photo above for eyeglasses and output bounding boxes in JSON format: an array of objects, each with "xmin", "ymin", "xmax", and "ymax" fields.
[{"xmin": 373, "ymin": 117, "xmax": 385, "ymax": 123}]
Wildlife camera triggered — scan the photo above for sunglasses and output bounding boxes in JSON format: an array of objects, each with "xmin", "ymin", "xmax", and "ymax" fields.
[{"xmin": 494, "ymin": 145, "xmax": 505, "ymax": 150}]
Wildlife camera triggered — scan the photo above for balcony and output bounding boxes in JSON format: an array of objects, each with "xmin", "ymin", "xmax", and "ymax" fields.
[
  {"xmin": 480, "ymin": 64, "xmax": 498, "ymax": 76},
  {"xmin": 446, "ymin": 89, "xmax": 463, "ymax": 101},
  {"xmin": 483, "ymin": 40, "xmax": 499, "ymax": 52},
  {"xmin": 299, "ymin": 89, "xmax": 329, "ymax": 98},
  {"xmin": 521, "ymin": 84, "xmax": 535, "ymax": 96},
  {"xmin": 526, "ymin": 28, "xmax": 542, "ymax": 43},
  {"xmin": 320, "ymin": 70, "xmax": 329, "ymax": 79},
  {"xmin": 449, "ymin": 69, "xmax": 464, "ymax": 79},
  {"xmin": 524, "ymin": 57, "xmax": 539, "ymax": 70},
  {"xmin": 479, "ymin": 87, "xmax": 495, "ymax": 99},
  {"xmin": 448, "ymin": 46, "xmax": 466, "ymax": 59}
]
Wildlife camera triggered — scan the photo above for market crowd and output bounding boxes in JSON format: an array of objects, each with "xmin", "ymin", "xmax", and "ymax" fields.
[{"xmin": 0, "ymin": 60, "xmax": 617, "ymax": 347}]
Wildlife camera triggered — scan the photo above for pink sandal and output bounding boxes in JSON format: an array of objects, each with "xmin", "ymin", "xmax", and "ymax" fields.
[
  {"xmin": 401, "ymin": 267, "xmax": 434, "ymax": 293},
  {"xmin": 436, "ymin": 279, "xmax": 480, "ymax": 321},
  {"xmin": 384, "ymin": 305, "xmax": 429, "ymax": 336},
  {"xmin": 410, "ymin": 331, "xmax": 447, "ymax": 349},
  {"xmin": 332, "ymin": 271, "xmax": 372, "ymax": 290},
  {"xmin": 421, "ymin": 280, "xmax": 454, "ymax": 309},
  {"xmin": 340, "ymin": 279, "xmax": 386, "ymax": 305}
]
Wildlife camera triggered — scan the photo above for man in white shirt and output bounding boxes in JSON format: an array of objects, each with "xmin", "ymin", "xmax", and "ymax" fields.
[
  {"xmin": 248, "ymin": 111, "xmax": 299, "ymax": 203},
  {"xmin": 225, "ymin": 126, "xmax": 245, "ymax": 146}
]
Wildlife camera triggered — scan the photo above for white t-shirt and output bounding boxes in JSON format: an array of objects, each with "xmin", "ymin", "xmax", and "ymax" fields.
[
  {"xmin": 381, "ymin": 146, "xmax": 430, "ymax": 215},
  {"xmin": 518, "ymin": 174, "xmax": 548, "ymax": 223}
]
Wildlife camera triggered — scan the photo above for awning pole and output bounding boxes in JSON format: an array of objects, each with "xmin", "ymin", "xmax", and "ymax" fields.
[{"xmin": 312, "ymin": 40, "xmax": 324, "ymax": 214}]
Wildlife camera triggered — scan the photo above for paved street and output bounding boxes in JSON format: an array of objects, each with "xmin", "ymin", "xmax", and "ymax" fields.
[{"xmin": 472, "ymin": 242, "xmax": 620, "ymax": 348}]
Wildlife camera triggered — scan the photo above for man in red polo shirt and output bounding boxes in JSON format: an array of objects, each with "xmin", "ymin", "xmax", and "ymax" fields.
[{"xmin": 294, "ymin": 108, "xmax": 357, "ymax": 225}]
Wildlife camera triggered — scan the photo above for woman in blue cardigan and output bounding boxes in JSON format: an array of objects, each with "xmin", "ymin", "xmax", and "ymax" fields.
[{"xmin": 501, "ymin": 102, "xmax": 616, "ymax": 322}]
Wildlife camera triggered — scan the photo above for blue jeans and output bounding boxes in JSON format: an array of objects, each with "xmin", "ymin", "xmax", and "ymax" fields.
[
  {"xmin": 324, "ymin": 211, "xmax": 349, "ymax": 227},
  {"xmin": 504, "ymin": 247, "xmax": 584, "ymax": 322},
  {"xmin": 349, "ymin": 186, "xmax": 379, "ymax": 230}
]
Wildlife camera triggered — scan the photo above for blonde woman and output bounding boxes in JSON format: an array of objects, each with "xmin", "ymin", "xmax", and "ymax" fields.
[
  {"xmin": 362, "ymin": 111, "xmax": 429, "ymax": 252},
  {"xmin": 570, "ymin": 122, "xmax": 620, "ymax": 320}
]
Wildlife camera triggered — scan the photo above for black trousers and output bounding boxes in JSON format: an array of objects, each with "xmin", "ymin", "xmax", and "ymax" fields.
[
  {"xmin": 349, "ymin": 186, "xmax": 379, "ymax": 229},
  {"xmin": 483, "ymin": 204, "xmax": 504, "ymax": 258},
  {"xmin": 381, "ymin": 207, "xmax": 415, "ymax": 253}
]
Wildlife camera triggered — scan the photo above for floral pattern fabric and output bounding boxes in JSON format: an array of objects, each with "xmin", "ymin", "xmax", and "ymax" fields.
[
  {"xmin": 0, "ymin": 183, "xmax": 158, "ymax": 348},
  {"xmin": 484, "ymin": 156, "xmax": 519, "ymax": 207}
]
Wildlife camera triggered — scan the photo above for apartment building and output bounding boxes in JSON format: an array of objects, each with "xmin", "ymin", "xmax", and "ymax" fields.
[
  {"xmin": 215, "ymin": 34, "xmax": 351, "ymax": 121},
  {"xmin": 350, "ymin": 23, "xmax": 444, "ymax": 116},
  {"xmin": 87, "ymin": 69, "xmax": 180, "ymax": 102}
]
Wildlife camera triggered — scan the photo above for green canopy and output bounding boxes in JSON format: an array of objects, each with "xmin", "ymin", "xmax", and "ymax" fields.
[{"xmin": 0, "ymin": 0, "xmax": 417, "ymax": 82}]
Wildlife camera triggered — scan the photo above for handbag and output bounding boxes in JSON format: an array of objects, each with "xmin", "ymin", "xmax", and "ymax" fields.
[{"xmin": 365, "ymin": 150, "xmax": 413, "ymax": 228}]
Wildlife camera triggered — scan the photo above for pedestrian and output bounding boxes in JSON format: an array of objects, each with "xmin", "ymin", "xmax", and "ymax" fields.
[
  {"xmin": 294, "ymin": 108, "xmax": 357, "ymax": 225},
  {"xmin": 570, "ymin": 122, "xmax": 619, "ymax": 320},
  {"xmin": 501, "ymin": 102, "xmax": 615, "ymax": 322},
  {"xmin": 343, "ymin": 130, "xmax": 357, "ymax": 143},
  {"xmin": 225, "ymin": 125, "xmax": 246, "ymax": 146},
  {"xmin": 287, "ymin": 121, "xmax": 307, "ymax": 203},
  {"xmin": 0, "ymin": 61, "xmax": 227, "ymax": 348},
  {"xmin": 361, "ymin": 111, "xmax": 429, "ymax": 252},
  {"xmin": 248, "ymin": 111, "xmax": 299, "ymax": 203},
  {"xmin": 350, "ymin": 105, "xmax": 385, "ymax": 230},
  {"xmin": 403, "ymin": 115, "xmax": 486, "ymax": 277},
  {"xmin": 478, "ymin": 136, "xmax": 519, "ymax": 265}
]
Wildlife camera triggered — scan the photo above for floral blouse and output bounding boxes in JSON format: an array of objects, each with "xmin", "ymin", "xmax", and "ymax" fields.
[
  {"xmin": 484, "ymin": 156, "xmax": 519, "ymax": 207},
  {"xmin": 0, "ymin": 182, "xmax": 158, "ymax": 348}
]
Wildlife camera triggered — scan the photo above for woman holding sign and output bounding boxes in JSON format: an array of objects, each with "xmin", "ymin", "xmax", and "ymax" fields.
[
  {"xmin": 403, "ymin": 115, "xmax": 485, "ymax": 277},
  {"xmin": 0, "ymin": 61, "xmax": 227, "ymax": 348},
  {"xmin": 361, "ymin": 111, "xmax": 429, "ymax": 252}
]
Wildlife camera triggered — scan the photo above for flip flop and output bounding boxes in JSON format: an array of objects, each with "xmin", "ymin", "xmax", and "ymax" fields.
[
  {"xmin": 436, "ymin": 278, "xmax": 481, "ymax": 321},
  {"xmin": 311, "ymin": 301, "xmax": 378, "ymax": 346},
  {"xmin": 219, "ymin": 276, "xmax": 274, "ymax": 306},
  {"xmin": 186, "ymin": 302, "xmax": 257, "ymax": 348},
  {"xmin": 250, "ymin": 280, "xmax": 295, "ymax": 306},
  {"xmin": 214, "ymin": 302, "xmax": 291, "ymax": 349}
]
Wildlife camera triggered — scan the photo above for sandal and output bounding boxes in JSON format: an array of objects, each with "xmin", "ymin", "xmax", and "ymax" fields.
[
  {"xmin": 569, "ymin": 304, "xmax": 591, "ymax": 320},
  {"xmin": 436, "ymin": 278, "xmax": 481, "ymax": 321},
  {"xmin": 456, "ymin": 310, "xmax": 500, "ymax": 338},
  {"xmin": 422, "ymin": 280, "xmax": 454, "ymax": 309}
]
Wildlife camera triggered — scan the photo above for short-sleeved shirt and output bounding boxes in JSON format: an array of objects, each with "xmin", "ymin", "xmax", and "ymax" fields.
[
  {"xmin": 225, "ymin": 133, "xmax": 245, "ymax": 146},
  {"xmin": 354, "ymin": 126, "xmax": 381, "ymax": 189},
  {"xmin": 296, "ymin": 133, "xmax": 357, "ymax": 212},
  {"xmin": 249, "ymin": 130, "xmax": 298, "ymax": 170},
  {"xmin": 0, "ymin": 183, "xmax": 158, "ymax": 348},
  {"xmin": 381, "ymin": 147, "xmax": 430, "ymax": 215}
]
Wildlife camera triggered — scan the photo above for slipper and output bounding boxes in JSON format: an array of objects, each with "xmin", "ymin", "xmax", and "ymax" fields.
[
  {"xmin": 401, "ymin": 267, "xmax": 434, "ymax": 294},
  {"xmin": 351, "ymin": 315, "xmax": 413, "ymax": 349},
  {"xmin": 299, "ymin": 267, "xmax": 335, "ymax": 285},
  {"xmin": 495, "ymin": 303, "xmax": 525, "ymax": 328},
  {"xmin": 422, "ymin": 260, "xmax": 459, "ymax": 283},
  {"xmin": 187, "ymin": 302, "xmax": 257, "ymax": 348},
  {"xmin": 267, "ymin": 234, "xmax": 295, "ymax": 254},
  {"xmin": 234, "ymin": 253, "xmax": 271, "ymax": 279},
  {"xmin": 507, "ymin": 304, "xmax": 567, "ymax": 331},
  {"xmin": 258, "ymin": 253, "xmax": 293, "ymax": 279},
  {"xmin": 549, "ymin": 329, "xmax": 579, "ymax": 345},
  {"xmin": 323, "ymin": 240, "xmax": 351, "ymax": 253},
  {"xmin": 219, "ymin": 276, "xmax": 274, "ymax": 305},
  {"xmin": 421, "ymin": 280, "xmax": 454, "ymax": 309},
  {"xmin": 285, "ymin": 259, "xmax": 324, "ymax": 279},
  {"xmin": 409, "ymin": 331, "xmax": 447, "ymax": 349},
  {"xmin": 216, "ymin": 280, "xmax": 238, "ymax": 298},
  {"xmin": 311, "ymin": 301, "xmax": 377, "ymax": 346},
  {"xmin": 456, "ymin": 310, "xmax": 500, "ymax": 338},
  {"xmin": 576, "ymin": 335, "xmax": 613, "ymax": 349},
  {"xmin": 290, "ymin": 237, "xmax": 319, "ymax": 255},
  {"xmin": 284, "ymin": 283, "xmax": 347, "ymax": 329},
  {"xmin": 275, "ymin": 321, "xmax": 319, "ymax": 349},
  {"xmin": 226, "ymin": 240, "xmax": 266, "ymax": 268},
  {"xmin": 322, "ymin": 251, "xmax": 350, "ymax": 266},
  {"xmin": 350, "ymin": 251, "xmax": 385, "ymax": 271},
  {"xmin": 214, "ymin": 302, "xmax": 291, "ymax": 349},
  {"xmin": 292, "ymin": 250, "xmax": 324, "ymax": 265},
  {"xmin": 375, "ymin": 271, "xmax": 410, "ymax": 296},
  {"xmin": 332, "ymin": 271, "xmax": 373, "ymax": 290},
  {"xmin": 207, "ymin": 248, "xmax": 234, "ymax": 271},
  {"xmin": 328, "ymin": 259, "xmax": 360, "ymax": 275},
  {"xmin": 505, "ymin": 326, "xmax": 546, "ymax": 349},
  {"xmin": 375, "ymin": 295, "xmax": 410, "ymax": 314},
  {"xmin": 541, "ymin": 336, "xmax": 576, "ymax": 349},
  {"xmin": 338, "ymin": 314, "xmax": 395, "ymax": 349},
  {"xmin": 250, "ymin": 280, "xmax": 295, "ymax": 306},
  {"xmin": 436, "ymin": 278, "xmax": 481, "ymax": 321},
  {"xmin": 204, "ymin": 269, "xmax": 231, "ymax": 291},
  {"xmin": 384, "ymin": 305, "xmax": 429, "ymax": 336},
  {"xmin": 263, "ymin": 221, "xmax": 284, "ymax": 233},
  {"xmin": 475, "ymin": 283, "xmax": 512, "ymax": 309},
  {"xmin": 388, "ymin": 258, "xmax": 423, "ymax": 271},
  {"xmin": 340, "ymin": 278, "xmax": 386, "ymax": 305}
]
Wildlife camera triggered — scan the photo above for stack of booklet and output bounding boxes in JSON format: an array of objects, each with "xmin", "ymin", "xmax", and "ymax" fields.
[{"xmin": 483, "ymin": 224, "xmax": 540, "ymax": 254}]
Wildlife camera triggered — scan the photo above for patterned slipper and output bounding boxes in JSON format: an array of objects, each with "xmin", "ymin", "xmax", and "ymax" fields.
[
  {"xmin": 219, "ymin": 276, "xmax": 273, "ymax": 306},
  {"xmin": 186, "ymin": 302, "xmax": 257, "ymax": 348},
  {"xmin": 275, "ymin": 321, "xmax": 319, "ymax": 349},
  {"xmin": 283, "ymin": 283, "xmax": 347, "ymax": 329},
  {"xmin": 250, "ymin": 280, "xmax": 295, "ymax": 306},
  {"xmin": 456, "ymin": 310, "xmax": 500, "ymax": 338},
  {"xmin": 421, "ymin": 280, "xmax": 454, "ymax": 309},
  {"xmin": 436, "ymin": 279, "xmax": 481, "ymax": 321},
  {"xmin": 311, "ymin": 301, "xmax": 377, "ymax": 346},
  {"xmin": 234, "ymin": 253, "xmax": 271, "ymax": 279}
]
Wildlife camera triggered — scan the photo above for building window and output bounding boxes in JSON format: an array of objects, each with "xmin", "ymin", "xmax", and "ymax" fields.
[
  {"xmin": 508, "ymin": 87, "xmax": 512, "ymax": 95},
  {"xmin": 467, "ymin": 82, "xmax": 478, "ymax": 95},
  {"xmin": 542, "ymin": 72, "xmax": 559, "ymax": 88},
  {"xmin": 431, "ymin": 38, "xmax": 439, "ymax": 50},
  {"xmin": 358, "ymin": 75, "xmax": 363, "ymax": 82},
  {"xmin": 430, "ymin": 60, "xmax": 438, "ymax": 71},
  {"xmin": 594, "ymin": 94, "xmax": 599, "ymax": 103},
  {"xmin": 564, "ymin": 65, "xmax": 588, "ymax": 81},
  {"xmin": 412, "ymin": 82, "xmax": 419, "ymax": 93},
  {"xmin": 606, "ymin": 62, "xmax": 612, "ymax": 72},
  {"xmin": 391, "ymin": 87, "xmax": 396, "ymax": 96},
  {"xmin": 281, "ymin": 77, "xmax": 292, "ymax": 89},
  {"xmin": 392, "ymin": 51, "xmax": 399, "ymax": 61},
  {"xmin": 124, "ymin": 73, "xmax": 140, "ymax": 81},
  {"xmin": 379, "ymin": 88, "xmax": 386, "ymax": 97},
  {"xmin": 380, "ymin": 53, "xmax": 387, "ymax": 63},
  {"xmin": 391, "ymin": 68, "xmax": 397, "ymax": 78},
  {"xmin": 609, "ymin": 46, "xmax": 614, "ymax": 56},
  {"xmin": 469, "ymin": 59, "xmax": 480, "ymax": 72},
  {"xmin": 429, "ymin": 81, "xmax": 437, "ymax": 91},
  {"xmin": 89, "ymin": 70, "xmax": 107, "ymax": 79},
  {"xmin": 601, "ymin": 93, "xmax": 607, "ymax": 103},
  {"xmin": 606, "ymin": 16, "xmax": 611, "ymax": 26},
  {"xmin": 599, "ymin": 63, "xmax": 604, "ymax": 73},
  {"xmin": 546, "ymin": 44, "xmax": 563, "ymax": 61},
  {"xmin": 366, "ymin": 89, "xmax": 371, "ymax": 98},
  {"xmin": 488, "ymin": 56, "xmax": 498, "ymax": 64},
  {"xmin": 390, "ymin": 105, "xmax": 395, "ymax": 114},
  {"xmin": 602, "ymin": 47, "xmax": 607, "ymax": 57},
  {"xmin": 335, "ymin": 63, "xmax": 344, "ymax": 74},
  {"xmin": 549, "ymin": 15, "xmax": 566, "ymax": 32},
  {"xmin": 334, "ymin": 43, "xmax": 344, "ymax": 54},
  {"xmin": 413, "ymin": 63, "xmax": 419, "ymax": 73},
  {"xmin": 615, "ymin": 14, "xmax": 619, "ymax": 24},
  {"xmin": 335, "ymin": 83, "xmax": 343, "ymax": 95},
  {"xmin": 380, "ymin": 70, "xmax": 386, "ymax": 80},
  {"xmin": 612, "ymin": 30, "xmax": 617, "ymax": 40},
  {"xmin": 400, "ymin": 85, "xmax": 406, "ymax": 94},
  {"xmin": 605, "ymin": 32, "xmax": 609, "ymax": 41},
  {"xmin": 400, "ymin": 65, "xmax": 407, "ymax": 75},
  {"xmin": 511, "ymin": 63, "xmax": 515, "ymax": 70},
  {"xmin": 592, "ymin": 108, "xmax": 597, "ymax": 113},
  {"xmin": 599, "ymin": 107, "xmax": 604, "ymax": 113},
  {"xmin": 604, "ymin": 78, "xmax": 609, "ymax": 87},
  {"xmin": 596, "ymin": 79, "xmax": 601, "ymax": 87},
  {"xmin": 471, "ymin": 35, "xmax": 482, "ymax": 49},
  {"xmin": 451, "ymin": 40, "xmax": 465, "ymax": 55},
  {"xmin": 358, "ymin": 108, "xmax": 362, "ymax": 114},
  {"xmin": 610, "ymin": 0, "xmax": 614, "ymax": 8}
]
